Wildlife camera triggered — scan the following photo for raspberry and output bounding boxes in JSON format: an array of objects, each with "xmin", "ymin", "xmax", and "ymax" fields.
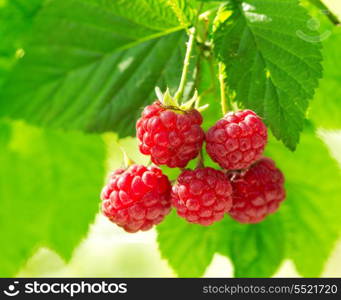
[
  {"xmin": 101, "ymin": 165, "xmax": 172, "ymax": 233},
  {"xmin": 229, "ymin": 158, "xmax": 285, "ymax": 224},
  {"xmin": 171, "ymin": 167, "xmax": 233, "ymax": 226},
  {"xmin": 206, "ymin": 110, "xmax": 267, "ymax": 170},
  {"xmin": 136, "ymin": 101, "xmax": 205, "ymax": 168}
]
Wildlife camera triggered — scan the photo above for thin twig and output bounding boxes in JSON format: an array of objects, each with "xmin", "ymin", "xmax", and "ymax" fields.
[
  {"xmin": 174, "ymin": 3, "xmax": 205, "ymax": 103},
  {"xmin": 218, "ymin": 62, "xmax": 227, "ymax": 115},
  {"xmin": 174, "ymin": 28, "xmax": 196, "ymax": 104},
  {"xmin": 196, "ymin": 148, "xmax": 204, "ymax": 169}
]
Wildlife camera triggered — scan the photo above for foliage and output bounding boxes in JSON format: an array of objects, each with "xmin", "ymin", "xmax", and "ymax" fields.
[
  {"xmin": 213, "ymin": 0, "xmax": 322, "ymax": 150},
  {"xmin": 0, "ymin": 0, "xmax": 340, "ymax": 277},
  {"xmin": 0, "ymin": 121, "xmax": 105, "ymax": 276}
]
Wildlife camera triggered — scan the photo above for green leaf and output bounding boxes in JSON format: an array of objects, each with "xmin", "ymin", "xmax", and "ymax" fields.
[
  {"xmin": 309, "ymin": 27, "xmax": 341, "ymax": 129},
  {"xmin": 197, "ymin": 58, "xmax": 223, "ymax": 131},
  {"xmin": 300, "ymin": 0, "xmax": 341, "ymax": 128},
  {"xmin": 158, "ymin": 208, "xmax": 285, "ymax": 278},
  {"xmin": 224, "ymin": 216, "xmax": 284, "ymax": 277},
  {"xmin": 213, "ymin": 0, "xmax": 323, "ymax": 150},
  {"xmin": 167, "ymin": 0, "xmax": 199, "ymax": 26},
  {"xmin": 0, "ymin": 121, "xmax": 105, "ymax": 276},
  {"xmin": 157, "ymin": 127, "xmax": 341, "ymax": 277},
  {"xmin": 266, "ymin": 125, "xmax": 341, "ymax": 276},
  {"xmin": 197, "ymin": 0, "xmax": 228, "ymax": 2},
  {"xmin": 307, "ymin": 0, "xmax": 341, "ymax": 25},
  {"xmin": 0, "ymin": 0, "xmax": 42, "ymax": 85},
  {"xmin": 0, "ymin": 0, "xmax": 189, "ymax": 136},
  {"xmin": 157, "ymin": 211, "xmax": 225, "ymax": 277}
]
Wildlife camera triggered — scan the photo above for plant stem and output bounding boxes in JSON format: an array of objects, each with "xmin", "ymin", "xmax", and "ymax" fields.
[
  {"xmin": 218, "ymin": 62, "xmax": 227, "ymax": 115},
  {"xmin": 196, "ymin": 148, "xmax": 204, "ymax": 169},
  {"xmin": 188, "ymin": 52, "xmax": 202, "ymax": 100},
  {"xmin": 174, "ymin": 27, "xmax": 196, "ymax": 103},
  {"xmin": 309, "ymin": 0, "xmax": 340, "ymax": 25}
]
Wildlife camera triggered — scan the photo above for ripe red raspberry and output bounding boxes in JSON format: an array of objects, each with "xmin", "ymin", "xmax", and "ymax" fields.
[
  {"xmin": 136, "ymin": 101, "xmax": 205, "ymax": 168},
  {"xmin": 171, "ymin": 167, "xmax": 233, "ymax": 226},
  {"xmin": 101, "ymin": 165, "xmax": 171, "ymax": 233},
  {"xmin": 206, "ymin": 110, "xmax": 267, "ymax": 170},
  {"xmin": 229, "ymin": 158, "xmax": 285, "ymax": 224}
]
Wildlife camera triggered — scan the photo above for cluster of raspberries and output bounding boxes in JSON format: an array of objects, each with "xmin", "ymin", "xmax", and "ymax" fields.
[{"xmin": 101, "ymin": 101, "xmax": 285, "ymax": 233}]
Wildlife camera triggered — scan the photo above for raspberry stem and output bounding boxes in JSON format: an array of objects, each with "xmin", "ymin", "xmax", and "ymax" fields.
[
  {"xmin": 174, "ymin": 27, "xmax": 196, "ymax": 104},
  {"xmin": 196, "ymin": 148, "xmax": 205, "ymax": 169},
  {"xmin": 218, "ymin": 62, "xmax": 227, "ymax": 115}
]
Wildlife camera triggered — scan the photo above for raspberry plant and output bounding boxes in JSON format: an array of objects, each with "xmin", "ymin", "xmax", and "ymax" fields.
[{"xmin": 0, "ymin": 0, "xmax": 341, "ymax": 278}]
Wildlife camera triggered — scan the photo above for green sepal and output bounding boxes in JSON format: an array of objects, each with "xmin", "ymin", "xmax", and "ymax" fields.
[{"xmin": 155, "ymin": 87, "xmax": 209, "ymax": 112}]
